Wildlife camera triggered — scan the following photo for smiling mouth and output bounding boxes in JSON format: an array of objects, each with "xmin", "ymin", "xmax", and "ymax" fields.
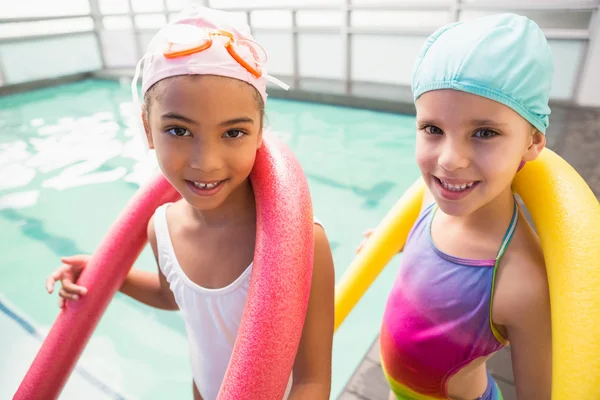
[
  {"xmin": 191, "ymin": 180, "xmax": 222, "ymax": 189},
  {"xmin": 436, "ymin": 178, "xmax": 475, "ymax": 192},
  {"xmin": 433, "ymin": 175, "xmax": 481, "ymax": 193},
  {"xmin": 184, "ymin": 179, "xmax": 227, "ymax": 196}
]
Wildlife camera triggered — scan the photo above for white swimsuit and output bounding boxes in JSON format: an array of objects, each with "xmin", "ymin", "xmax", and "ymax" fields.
[{"xmin": 153, "ymin": 203, "xmax": 321, "ymax": 400}]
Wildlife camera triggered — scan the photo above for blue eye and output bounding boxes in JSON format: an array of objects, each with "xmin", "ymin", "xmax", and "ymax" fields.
[
  {"xmin": 424, "ymin": 125, "xmax": 443, "ymax": 135},
  {"xmin": 167, "ymin": 127, "xmax": 191, "ymax": 137},
  {"xmin": 474, "ymin": 129, "xmax": 498, "ymax": 139},
  {"xmin": 224, "ymin": 130, "xmax": 245, "ymax": 139}
]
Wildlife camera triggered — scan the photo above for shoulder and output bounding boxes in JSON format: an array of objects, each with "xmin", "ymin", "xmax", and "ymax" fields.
[
  {"xmin": 147, "ymin": 201, "xmax": 184, "ymax": 250},
  {"xmin": 493, "ymin": 213, "xmax": 552, "ymax": 397},
  {"xmin": 313, "ymin": 221, "xmax": 330, "ymax": 254},
  {"xmin": 493, "ymin": 213, "xmax": 549, "ymax": 328},
  {"xmin": 147, "ymin": 213, "xmax": 158, "ymax": 249},
  {"xmin": 312, "ymin": 217, "xmax": 327, "ymax": 242},
  {"xmin": 312, "ymin": 221, "xmax": 335, "ymax": 275}
]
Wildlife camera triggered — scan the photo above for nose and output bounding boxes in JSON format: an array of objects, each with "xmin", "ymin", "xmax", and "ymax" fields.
[
  {"xmin": 437, "ymin": 137, "xmax": 470, "ymax": 172},
  {"xmin": 189, "ymin": 137, "xmax": 224, "ymax": 172}
]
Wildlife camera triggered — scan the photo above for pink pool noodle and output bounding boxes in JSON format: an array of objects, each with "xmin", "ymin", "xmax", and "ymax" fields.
[
  {"xmin": 14, "ymin": 133, "xmax": 314, "ymax": 400},
  {"xmin": 218, "ymin": 133, "xmax": 314, "ymax": 399},
  {"xmin": 14, "ymin": 174, "xmax": 181, "ymax": 399}
]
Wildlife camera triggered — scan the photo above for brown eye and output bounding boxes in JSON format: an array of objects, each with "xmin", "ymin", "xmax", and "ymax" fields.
[
  {"xmin": 223, "ymin": 130, "xmax": 245, "ymax": 139},
  {"xmin": 167, "ymin": 127, "xmax": 190, "ymax": 137}
]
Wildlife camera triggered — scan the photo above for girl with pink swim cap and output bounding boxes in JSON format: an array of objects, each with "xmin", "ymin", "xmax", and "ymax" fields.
[{"xmin": 45, "ymin": 5, "xmax": 335, "ymax": 399}]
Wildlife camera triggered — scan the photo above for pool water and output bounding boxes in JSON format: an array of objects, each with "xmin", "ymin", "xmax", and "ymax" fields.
[{"xmin": 0, "ymin": 79, "xmax": 419, "ymax": 399}]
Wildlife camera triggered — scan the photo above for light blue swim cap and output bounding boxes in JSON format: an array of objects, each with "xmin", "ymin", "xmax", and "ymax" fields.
[{"xmin": 412, "ymin": 13, "xmax": 554, "ymax": 133}]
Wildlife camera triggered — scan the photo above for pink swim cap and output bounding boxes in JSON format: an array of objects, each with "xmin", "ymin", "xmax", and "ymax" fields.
[{"xmin": 131, "ymin": 5, "xmax": 288, "ymax": 154}]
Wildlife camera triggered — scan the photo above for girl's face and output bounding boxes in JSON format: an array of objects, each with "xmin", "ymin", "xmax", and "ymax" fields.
[
  {"xmin": 143, "ymin": 75, "xmax": 263, "ymax": 211},
  {"xmin": 415, "ymin": 89, "xmax": 546, "ymax": 217}
]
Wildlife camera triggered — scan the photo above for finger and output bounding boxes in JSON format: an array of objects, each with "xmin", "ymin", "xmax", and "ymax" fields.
[
  {"xmin": 62, "ymin": 279, "xmax": 87, "ymax": 295},
  {"xmin": 60, "ymin": 255, "xmax": 89, "ymax": 268},
  {"xmin": 58, "ymin": 297, "xmax": 65, "ymax": 309},
  {"xmin": 362, "ymin": 229, "xmax": 375, "ymax": 237},
  {"xmin": 59, "ymin": 261, "xmax": 85, "ymax": 274},
  {"xmin": 46, "ymin": 266, "xmax": 69, "ymax": 293},
  {"xmin": 46, "ymin": 275, "xmax": 56, "ymax": 293},
  {"xmin": 59, "ymin": 288, "xmax": 79, "ymax": 301},
  {"xmin": 48, "ymin": 267, "xmax": 66, "ymax": 282}
]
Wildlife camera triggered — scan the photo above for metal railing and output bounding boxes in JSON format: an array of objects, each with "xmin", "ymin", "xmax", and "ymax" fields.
[{"xmin": 0, "ymin": 0, "xmax": 599, "ymax": 102}]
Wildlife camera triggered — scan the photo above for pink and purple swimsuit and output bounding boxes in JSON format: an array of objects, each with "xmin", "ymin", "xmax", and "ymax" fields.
[{"xmin": 380, "ymin": 201, "xmax": 518, "ymax": 399}]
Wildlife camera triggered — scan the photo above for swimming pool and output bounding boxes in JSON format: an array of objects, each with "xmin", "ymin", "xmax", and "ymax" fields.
[{"xmin": 0, "ymin": 79, "xmax": 419, "ymax": 399}]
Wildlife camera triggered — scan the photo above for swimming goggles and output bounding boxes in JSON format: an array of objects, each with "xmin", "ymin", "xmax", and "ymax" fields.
[{"xmin": 163, "ymin": 25, "xmax": 266, "ymax": 78}]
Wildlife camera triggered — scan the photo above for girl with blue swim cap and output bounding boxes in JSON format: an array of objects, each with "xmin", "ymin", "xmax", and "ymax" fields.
[{"xmin": 359, "ymin": 13, "xmax": 553, "ymax": 399}]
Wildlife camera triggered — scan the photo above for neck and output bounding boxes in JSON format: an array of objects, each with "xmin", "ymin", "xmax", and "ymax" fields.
[
  {"xmin": 445, "ymin": 185, "xmax": 516, "ymax": 234},
  {"xmin": 187, "ymin": 179, "xmax": 256, "ymax": 227}
]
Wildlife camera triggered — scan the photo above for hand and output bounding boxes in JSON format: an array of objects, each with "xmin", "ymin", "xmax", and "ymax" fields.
[
  {"xmin": 46, "ymin": 255, "xmax": 91, "ymax": 308},
  {"xmin": 356, "ymin": 229, "xmax": 375, "ymax": 253}
]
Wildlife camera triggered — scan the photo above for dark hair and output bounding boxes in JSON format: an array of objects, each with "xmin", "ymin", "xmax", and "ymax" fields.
[{"xmin": 142, "ymin": 75, "xmax": 265, "ymax": 128}]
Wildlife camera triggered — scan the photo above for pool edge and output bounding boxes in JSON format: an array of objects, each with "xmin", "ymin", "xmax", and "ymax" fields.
[{"xmin": 2, "ymin": 70, "xmax": 590, "ymax": 117}]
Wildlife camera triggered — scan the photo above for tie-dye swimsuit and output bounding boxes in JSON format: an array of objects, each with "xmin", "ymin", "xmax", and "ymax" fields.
[{"xmin": 381, "ymin": 201, "xmax": 518, "ymax": 399}]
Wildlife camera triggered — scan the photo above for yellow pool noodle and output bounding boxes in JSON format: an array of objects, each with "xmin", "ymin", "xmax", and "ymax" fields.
[{"xmin": 334, "ymin": 148, "xmax": 600, "ymax": 398}]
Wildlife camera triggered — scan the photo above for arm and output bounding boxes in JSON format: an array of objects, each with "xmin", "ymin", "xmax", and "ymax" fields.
[
  {"xmin": 502, "ymin": 260, "xmax": 552, "ymax": 399},
  {"xmin": 47, "ymin": 216, "xmax": 177, "ymax": 310},
  {"xmin": 288, "ymin": 223, "xmax": 335, "ymax": 399},
  {"xmin": 119, "ymin": 215, "xmax": 178, "ymax": 311}
]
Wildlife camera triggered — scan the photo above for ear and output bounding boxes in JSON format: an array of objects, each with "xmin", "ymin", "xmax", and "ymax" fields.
[
  {"xmin": 142, "ymin": 111, "xmax": 154, "ymax": 150},
  {"xmin": 523, "ymin": 128, "xmax": 546, "ymax": 162}
]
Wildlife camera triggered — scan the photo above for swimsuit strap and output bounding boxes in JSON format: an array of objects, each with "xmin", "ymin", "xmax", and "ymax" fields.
[
  {"xmin": 494, "ymin": 200, "xmax": 519, "ymax": 263},
  {"xmin": 489, "ymin": 199, "xmax": 519, "ymax": 344}
]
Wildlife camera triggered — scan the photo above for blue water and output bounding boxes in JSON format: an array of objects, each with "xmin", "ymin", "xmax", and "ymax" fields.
[{"xmin": 0, "ymin": 79, "xmax": 419, "ymax": 399}]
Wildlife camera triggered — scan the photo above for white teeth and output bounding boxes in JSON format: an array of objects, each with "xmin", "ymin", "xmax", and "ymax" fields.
[
  {"xmin": 193, "ymin": 181, "xmax": 220, "ymax": 189},
  {"xmin": 439, "ymin": 179, "xmax": 474, "ymax": 192}
]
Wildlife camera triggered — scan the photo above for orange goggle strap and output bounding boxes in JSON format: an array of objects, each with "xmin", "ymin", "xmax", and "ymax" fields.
[
  {"xmin": 163, "ymin": 29, "xmax": 263, "ymax": 78},
  {"xmin": 163, "ymin": 38, "xmax": 212, "ymax": 59}
]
